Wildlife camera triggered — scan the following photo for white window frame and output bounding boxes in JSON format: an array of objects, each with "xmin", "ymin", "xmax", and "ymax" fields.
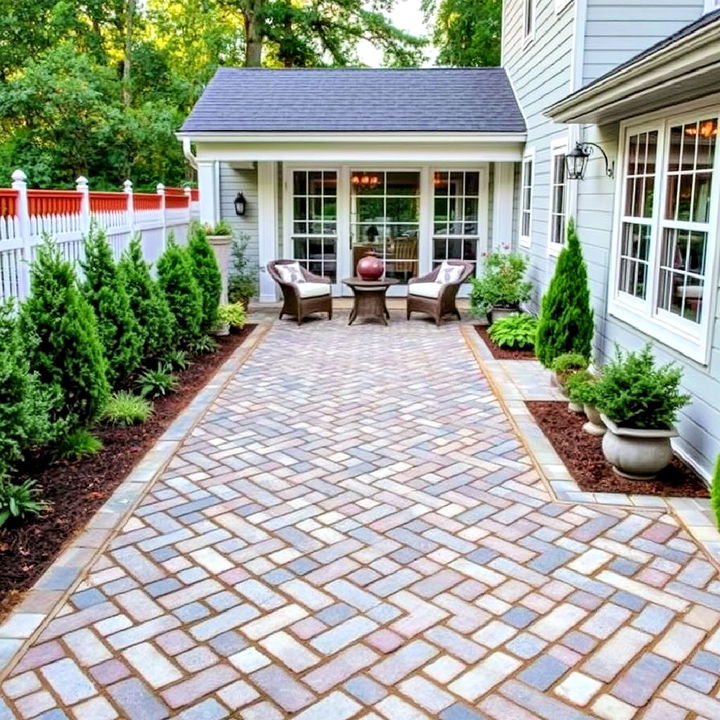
[
  {"xmin": 548, "ymin": 136, "xmax": 569, "ymax": 256},
  {"xmin": 519, "ymin": 148, "xmax": 535, "ymax": 248},
  {"xmin": 609, "ymin": 100, "xmax": 720, "ymax": 364},
  {"xmin": 523, "ymin": 0, "xmax": 535, "ymax": 46}
]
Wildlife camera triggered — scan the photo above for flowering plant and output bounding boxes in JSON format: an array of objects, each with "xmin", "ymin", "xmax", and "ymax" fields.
[{"xmin": 469, "ymin": 250, "xmax": 532, "ymax": 316}]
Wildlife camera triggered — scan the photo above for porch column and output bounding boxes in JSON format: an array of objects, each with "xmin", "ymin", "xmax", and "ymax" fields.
[
  {"xmin": 197, "ymin": 160, "xmax": 219, "ymax": 226},
  {"xmin": 257, "ymin": 161, "xmax": 278, "ymax": 302},
  {"xmin": 492, "ymin": 162, "xmax": 515, "ymax": 250}
]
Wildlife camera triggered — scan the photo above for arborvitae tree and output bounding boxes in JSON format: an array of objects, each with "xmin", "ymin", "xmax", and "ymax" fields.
[
  {"xmin": 187, "ymin": 224, "xmax": 222, "ymax": 333},
  {"xmin": 81, "ymin": 227, "xmax": 143, "ymax": 388},
  {"xmin": 119, "ymin": 236, "xmax": 175, "ymax": 361},
  {"xmin": 536, "ymin": 219, "xmax": 594, "ymax": 368},
  {"xmin": 18, "ymin": 236, "xmax": 109, "ymax": 429},
  {"xmin": 156, "ymin": 236, "xmax": 203, "ymax": 347},
  {"xmin": 0, "ymin": 302, "xmax": 53, "ymax": 478}
]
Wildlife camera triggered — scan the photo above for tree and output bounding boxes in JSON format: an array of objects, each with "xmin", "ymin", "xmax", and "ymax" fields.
[
  {"xmin": 119, "ymin": 236, "xmax": 176, "ymax": 361},
  {"xmin": 0, "ymin": 302, "xmax": 53, "ymax": 478},
  {"xmin": 535, "ymin": 219, "xmax": 595, "ymax": 368},
  {"xmin": 424, "ymin": 0, "xmax": 501, "ymax": 67},
  {"xmin": 157, "ymin": 237, "xmax": 204, "ymax": 347},
  {"xmin": 18, "ymin": 237, "xmax": 109, "ymax": 429},
  {"xmin": 187, "ymin": 224, "xmax": 222, "ymax": 333},
  {"xmin": 81, "ymin": 227, "xmax": 144, "ymax": 387}
]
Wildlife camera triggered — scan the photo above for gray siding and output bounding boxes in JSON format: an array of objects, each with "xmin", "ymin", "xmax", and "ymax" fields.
[{"xmin": 583, "ymin": 0, "xmax": 705, "ymax": 84}]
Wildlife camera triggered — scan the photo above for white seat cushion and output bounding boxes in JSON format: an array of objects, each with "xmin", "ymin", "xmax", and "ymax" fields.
[
  {"xmin": 277, "ymin": 262, "xmax": 305, "ymax": 284},
  {"xmin": 297, "ymin": 282, "xmax": 330, "ymax": 298},
  {"xmin": 436, "ymin": 261, "xmax": 464, "ymax": 284},
  {"xmin": 408, "ymin": 282, "xmax": 441, "ymax": 298}
]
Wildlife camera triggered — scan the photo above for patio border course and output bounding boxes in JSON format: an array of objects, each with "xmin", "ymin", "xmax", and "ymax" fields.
[
  {"xmin": 0, "ymin": 321, "xmax": 272, "ymax": 682},
  {"xmin": 460, "ymin": 325, "xmax": 720, "ymax": 568}
]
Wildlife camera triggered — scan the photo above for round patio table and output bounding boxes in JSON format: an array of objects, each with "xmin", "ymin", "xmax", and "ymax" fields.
[{"xmin": 342, "ymin": 277, "xmax": 399, "ymax": 326}]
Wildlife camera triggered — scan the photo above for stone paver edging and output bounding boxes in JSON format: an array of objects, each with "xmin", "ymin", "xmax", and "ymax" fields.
[{"xmin": 0, "ymin": 322, "xmax": 271, "ymax": 680}]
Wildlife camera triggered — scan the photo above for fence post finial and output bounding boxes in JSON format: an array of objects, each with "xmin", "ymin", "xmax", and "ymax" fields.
[{"xmin": 11, "ymin": 169, "xmax": 27, "ymax": 185}]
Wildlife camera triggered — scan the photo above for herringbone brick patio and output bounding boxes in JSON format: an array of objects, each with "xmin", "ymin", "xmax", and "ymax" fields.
[{"xmin": 2, "ymin": 313, "xmax": 720, "ymax": 719}]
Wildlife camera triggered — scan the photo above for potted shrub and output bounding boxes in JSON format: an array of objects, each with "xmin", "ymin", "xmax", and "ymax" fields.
[
  {"xmin": 202, "ymin": 221, "xmax": 233, "ymax": 308},
  {"xmin": 595, "ymin": 344, "xmax": 690, "ymax": 479},
  {"xmin": 469, "ymin": 250, "xmax": 532, "ymax": 324},
  {"xmin": 228, "ymin": 233, "xmax": 258, "ymax": 311},
  {"xmin": 551, "ymin": 352, "xmax": 589, "ymax": 412},
  {"xmin": 566, "ymin": 370, "xmax": 605, "ymax": 436},
  {"xmin": 218, "ymin": 303, "xmax": 247, "ymax": 334}
]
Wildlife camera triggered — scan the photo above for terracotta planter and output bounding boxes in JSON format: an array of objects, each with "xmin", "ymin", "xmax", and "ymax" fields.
[
  {"xmin": 601, "ymin": 415, "xmax": 677, "ymax": 479},
  {"xmin": 583, "ymin": 404, "xmax": 606, "ymax": 436},
  {"xmin": 357, "ymin": 250, "xmax": 384, "ymax": 281}
]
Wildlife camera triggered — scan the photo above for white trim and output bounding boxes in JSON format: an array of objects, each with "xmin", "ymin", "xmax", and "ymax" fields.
[
  {"xmin": 556, "ymin": 0, "xmax": 573, "ymax": 15},
  {"xmin": 704, "ymin": 0, "xmax": 720, "ymax": 14},
  {"xmin": 569, "ymin": 0, "xmax": 587, "ymax": 93},
  {"xmin": 547, "ymin": 135, "xmax": 569, "ymax": 256},
  {"xmin": 519, "ymin": 148, "xmax": 535, "ymax": 248},
  {"xmin": 179, "ymin": 131, "xmax": 527, "ymax": 144},
  {"xmin": 522, "ymin": 0, "xmax": 536, "ymax": 47},
  {"xmin": 492, "ymin": 163, "xmax": 515, "ymax": 250},
  {"xmin": 197, "ymin": 160, "xmax": 218, "ymax": 225},
  {"xmin": 257, "ymin": 161, "xmax": 278, "ymax": 302},
  {"xmin": 608, "ymin": 102, "xmax": 720, "ymax": 365}
]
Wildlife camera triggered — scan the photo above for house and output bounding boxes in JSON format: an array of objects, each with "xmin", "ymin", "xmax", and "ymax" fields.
[{"xmin": 178, "ymin": 2, "xmax": 720, "ymax": 479}]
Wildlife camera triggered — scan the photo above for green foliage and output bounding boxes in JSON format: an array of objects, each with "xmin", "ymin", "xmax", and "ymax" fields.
[
  {"xmin": 119, "ymin": 236, "xmax": 175, "ymax": 361},
  {"xmin": 156, "ymin": 238, "xmax": 203, "ymax": 347},
  {"xmin": 100, "ymin": 391, "xmax": 153, "ymax": 427},
  {"xmin": 566, "ymin": 370, "xmax": 600, "ymax": 406},
  {"xmin": 536, "ymin": 220, "xmax": 595, "ymax": 368},
  {"xmin": 190, "ymin": 335, "xmax": 220, "ymax": 355},
  {"xmin": 165, "ymin": 350, "xmax": 191, "ymax": 371},
  {"xmin": 187, "ymin": 224, "xmax": 222, "ymax": 333},
  {"xmin": 426, "ymin": 0, "xmax": 501, "ymax": 66},
  {"xmin": 56, "ymin": 429, "xmax": 103, "ymax": 461},
  {"xmin": 0, "ymin": 302, "xmax": 53, "ymax": 478},
  {"xmin": 487, "ymin": 313, "xmax": 537, "ymax": 349},
  {"xmin": 711, "ymin": 454, "xmax": 720, "ymax": 531},
  {"xmin": 218, "ymin": 303, "xmax": 247, "ymax": 329},
  {"xmin": 228, "ymin": 234, "xmax": 258, "ymax": 303},
  {"xmin": 18, "ymin": 236, "xmax": 109, "ymax": 430},
  {"xmin": 594, "ymin": 344, "xmax": 691, "ymax": 430},
  {"xmin": 551, "ymin": 353, "xmax": 589, "ymax": 376},
  {"xmin": 137, "ymin": 363, "xmax": 178, "ymax": 398},
  {"xmin": 81, "ymin": 227, "xmax": 143, "ymax": 388},
  {"xmin": 0, "ymin": 478, "xmax": 48, "ymax": 528},
  {"xmin": 204, "ymin": 220, "xmax": 233, "ymax": 236},
  {"xmin": 469, "ymin": 251, "xmax": 532, "ymax": 317}
]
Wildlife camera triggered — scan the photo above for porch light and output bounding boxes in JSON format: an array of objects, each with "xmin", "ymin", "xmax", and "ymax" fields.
[
  {"xmin": 234, "ymin": 192, "xmax": 247, "ymax": 216},
  {"xmin": 566, "ymin": 142, "xmax": 614, "ymax": 180}
]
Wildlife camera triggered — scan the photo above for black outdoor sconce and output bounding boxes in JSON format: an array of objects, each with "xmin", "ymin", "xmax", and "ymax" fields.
[
  {"xmin": 234, "ymin": 192, "xmax": 247, "ymax": 216},
  {"xmin": 566, "ymin": 142, "xmax": 615, "ymax": 180}
]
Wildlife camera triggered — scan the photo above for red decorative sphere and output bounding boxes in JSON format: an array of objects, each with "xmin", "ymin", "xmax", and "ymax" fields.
[{"xmin": 357, "ymin": 250, "xmax": 384, "ymax": 281}]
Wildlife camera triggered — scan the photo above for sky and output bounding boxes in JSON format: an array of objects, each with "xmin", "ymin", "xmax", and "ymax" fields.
[{"xmin": 358, "ymin": 0, "xmax": 436, "ymax": 66}]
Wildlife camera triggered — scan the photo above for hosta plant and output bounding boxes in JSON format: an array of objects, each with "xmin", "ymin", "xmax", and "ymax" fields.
[
  {"xmin": 165, "ymin": 350, "xmax": 191, "ymax": 371},
  {"xmin": 137, "ymin": 363, "xmax": 178, "ymax": 398},
  {"xmin": 0, "ymin": 478, "xmax": 48, "ymax": 528},
  {"xmin": 218, "ymin": 303, "xmax": 247, "ymax": 330},
  {"xmin": 487, "ymin": 313, "xmax": 537, "ymax": 349},
  {"xmin": 100, "ymin": 391, "xmax": 153, "ymax": 427}
]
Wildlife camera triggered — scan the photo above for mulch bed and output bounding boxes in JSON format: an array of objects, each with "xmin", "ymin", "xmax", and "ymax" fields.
[
  {"xmin": 0, "ymin": 326, "xmax": 256, "ymax": 616},
  {"xmin": 474, "ymin": 325, "xmax": 536, "ymax": 360},
  {"xmin": 527, "ymin": 400, "xmax": 709, "ymax": 497}
]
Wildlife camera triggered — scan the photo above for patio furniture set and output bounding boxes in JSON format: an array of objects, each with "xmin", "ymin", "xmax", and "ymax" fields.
[{"xmin": 267, "ymin": 259, "xmax": 474, "ymax": 326}]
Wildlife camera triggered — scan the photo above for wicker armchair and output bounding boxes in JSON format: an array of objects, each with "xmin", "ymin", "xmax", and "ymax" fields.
[
  {"xmin": 406, "ymin": 260, "xmax": 474, "ymax": 326},
  {"xmin": 267, "ymin": 260, "xmax": 333, "ymax": 326}
]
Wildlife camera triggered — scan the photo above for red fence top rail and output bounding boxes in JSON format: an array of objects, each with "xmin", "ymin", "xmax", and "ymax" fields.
[
  {"xmin": 0, "ymin": 189, "xmax": 18, "ymax": 218},
  {"xmin": 27, "ymin": 190, "xmax": 82, "ymax": 217},
  {"xmin": 133, "ymin": 193, "xmax": 162, "ymax": 211},
  {"xmin": 191, "ymin": 189, "xmax": 199, "ymax": 202},
  {"xmin": 89, "ymin": 192, "xmax": 127, "ymax": 213},
  {"xmin": 165, "ymin": 194, "xmax": 190, "ymax": 209}
]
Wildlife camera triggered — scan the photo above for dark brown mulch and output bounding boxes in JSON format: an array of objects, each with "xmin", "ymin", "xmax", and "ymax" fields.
[
  {"xmin": 474, "ymin": 325, "xmax": 536, "ymax": 360},
  {"xmin": 526, "ymin": 400, "xmax": 709, "ymax": 497},
  {"xmin": 0, "ymin": 326, "xmax": 256, "ymax": 614}
]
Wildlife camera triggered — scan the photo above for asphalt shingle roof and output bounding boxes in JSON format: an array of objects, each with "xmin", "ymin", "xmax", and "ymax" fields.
[{"xmin": 180, "ymin": 67, "xmax": 526, "ymax": 134}]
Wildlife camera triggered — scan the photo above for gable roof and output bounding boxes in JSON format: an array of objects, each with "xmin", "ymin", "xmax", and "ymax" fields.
[{"xmin": 180, "ymin": 67, "xmax": 526, "ymax": 134}]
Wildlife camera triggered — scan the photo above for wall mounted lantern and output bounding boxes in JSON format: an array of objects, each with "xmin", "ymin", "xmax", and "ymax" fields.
[
  {"xmin": 566, "ymin": 142, "xmax": 614, "ymax": 180},
  {"xmin": 234, "ymin": 192, "xmax": 247, "ymax": 216}
]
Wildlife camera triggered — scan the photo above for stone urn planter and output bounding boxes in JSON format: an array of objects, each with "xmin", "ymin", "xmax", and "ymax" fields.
[
  {"xmin": 583, "ymin": 405, "xmax": 606, "ymax": 436},
  {"xmin": 488, "ymin": 306, "xmax": 520, "ymax": 324},
  {"xmin": 207, "ymin": 234, "xmax": 232, "ymax": 335},
  {"xmin": 357, "ymin": 249, "xmax": 384, "ymax": 281},
  {"xmin": 600, "ymin": 415, "xmax": 677, "ymax": 479}
]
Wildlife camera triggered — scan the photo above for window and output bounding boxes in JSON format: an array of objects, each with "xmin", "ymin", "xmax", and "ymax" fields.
[
  {"xmin": 611, "ymin": 110, "xmax": 719, "ymax": 362},
  {"xmin": 523, "ymin": 0, "xmax": 535, "ymax": 41},
  {"xmin": 290, "ymin": 170, "xmax": 337, "ymax": 281},
  {"xmin": 520, "ymin": 152, "xmax": 534, "ymax": 247},
  {"xmin": 432, "ymin": 171, "xmax": 481, "ymax": 276},
  {"xmin": 549, "ymin": 140, "xmax": 568, "ymax": 249}
]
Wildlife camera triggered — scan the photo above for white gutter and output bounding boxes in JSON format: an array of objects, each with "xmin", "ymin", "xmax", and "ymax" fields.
[{"xmin": 183, "ymin": 137, "xmax": 198, "ymax": 170}]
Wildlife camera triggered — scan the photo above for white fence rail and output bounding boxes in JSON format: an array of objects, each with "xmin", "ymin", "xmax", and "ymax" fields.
[{"xmin": 0, "ymin": 170, "xmax": 199, "ymax": 303}]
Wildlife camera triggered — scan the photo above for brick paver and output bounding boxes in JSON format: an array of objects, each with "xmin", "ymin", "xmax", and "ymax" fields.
[{"xmin": 2, "ymin": 314, "xmax": 720, "ymax": 718}]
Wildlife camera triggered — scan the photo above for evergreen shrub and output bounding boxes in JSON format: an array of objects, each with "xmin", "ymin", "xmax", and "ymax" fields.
[{"xmin": 187, "ymin": 224, "xmax": 222, "ymax": 333}]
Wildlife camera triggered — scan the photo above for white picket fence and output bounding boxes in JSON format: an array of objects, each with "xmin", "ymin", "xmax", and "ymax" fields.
[{"xmin": 0, "ymin": 170, "xmax": 200, "ymax": 303}]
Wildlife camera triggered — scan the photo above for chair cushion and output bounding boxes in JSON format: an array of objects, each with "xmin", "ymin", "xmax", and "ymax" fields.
[
  {"xmin": 408, "ymin": 282, "xmax": 441, "ymax": 299},
  {"xmin": 277, "ymin": 262, "xmax": 305, "ymax": 284},
  {"xmin": 436, "ymin": 262, "xmax": 464, "ymax": 284},
  {"xmin": 297, "ymin": 282, "xmax": 331, "ymax": 298}
]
